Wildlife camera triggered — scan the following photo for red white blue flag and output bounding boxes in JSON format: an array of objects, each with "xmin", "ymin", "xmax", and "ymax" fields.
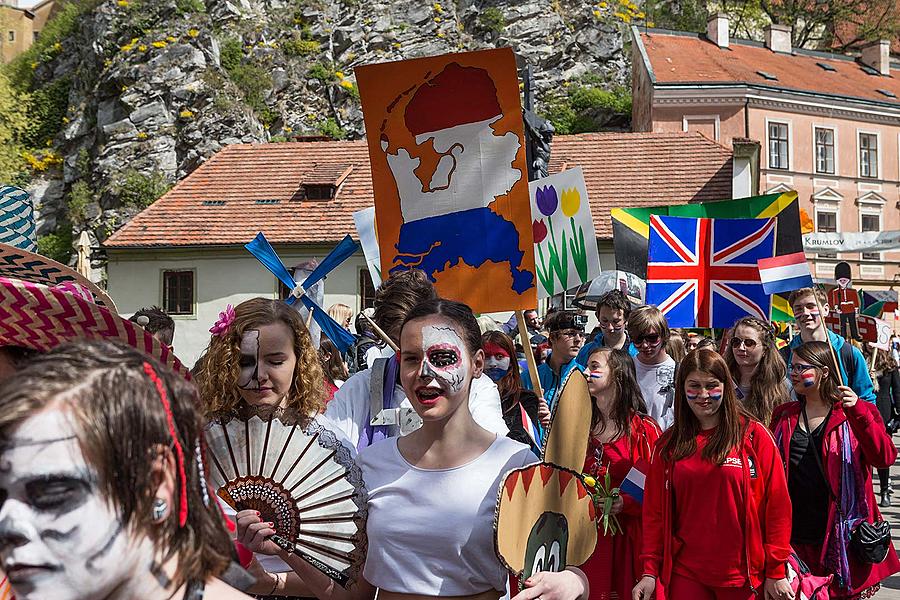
[
  {"xmin": 757, "ymin": 252, "xmax": 814, "ymax": 295},
  {"xmin": 646, "ymin": 215, "xmax": 775, "ymax": 328}
]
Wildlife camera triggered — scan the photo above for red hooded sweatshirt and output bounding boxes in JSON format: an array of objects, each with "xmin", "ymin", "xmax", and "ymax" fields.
[{"xmin": 641, "ymin": 419, "xmax": 792, "ymax": 592}]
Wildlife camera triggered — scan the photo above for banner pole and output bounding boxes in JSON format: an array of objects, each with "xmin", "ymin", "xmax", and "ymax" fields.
[
  {"xmin": 516, "ymin": 310, "xmax": 544, "ymax": 398},
  {"xmin": 361, "ymin": 311, "xmax": 400, "ymax": 353},
  {"xmin": 813, "ymin": 286, "xmax": 843, "ymax": 384}
]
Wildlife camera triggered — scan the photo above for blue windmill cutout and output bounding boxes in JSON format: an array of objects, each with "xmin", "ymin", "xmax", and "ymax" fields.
[{"xmin": 245, "ymin": 232, "xmax": 358, "ymax": 352}]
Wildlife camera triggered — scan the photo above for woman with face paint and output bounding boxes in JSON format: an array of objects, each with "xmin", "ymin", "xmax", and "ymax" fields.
[
  {"xmin": 723, "ymin": 317, "xmax": 791, "ymax": 425},
  {"xmin": 771, "ymin": 341, "xmax": 900, "ymax": 599},
  {"xmin": 194, "ymin": 299, "xmax": 329, "ymax": 598},
  {"xmin": 481, "ymin": 331, "xmax": 541, "ymax": 452},
  {"xmin": 580, "ymin": 348, "xmax": 660, "ymax": 600},
  {"xmin": 236, "ymin": 299, "xmax": 590, "ymax": 600},
  {"xmin": 634, "ymin": 349, "xmax": 793, "ymax": 600},
  {"xmin": 0, "ymin": 340, "xmax": 253, "ymax": 600}
]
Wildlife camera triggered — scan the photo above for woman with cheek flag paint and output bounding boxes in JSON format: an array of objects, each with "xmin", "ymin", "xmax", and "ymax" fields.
[
  {"xmin": 771, "ymin": 341, "xmax": 900, "ymax": 598},
  {"xmin": 634, "ymin": 349, "xmax": 793, "ymax": 600},
  {"xmin": 580, "ymin": 347, "xmax": 661, "ymax": 600},
  {"xmin": 482, "ymin": 331, "xmax": 541, "ymax": 452}
]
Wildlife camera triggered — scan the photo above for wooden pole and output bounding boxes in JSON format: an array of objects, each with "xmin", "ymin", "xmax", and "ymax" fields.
[
  {"xmin": 812, "ymin": 287, "xmax": 843, "ymax": 385},
  {"xmin": 361, "ymin": 311, "xmax": 399, "ymax": 353},
  {"xmin": 516, "ymin": 310, "xmax": 544, "ymax": 398}
]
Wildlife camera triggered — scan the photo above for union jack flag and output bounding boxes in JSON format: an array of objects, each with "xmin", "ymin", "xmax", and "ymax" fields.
[{"xmin": 646, "ymin": 215, "xmax": 775, "ymax": 328}]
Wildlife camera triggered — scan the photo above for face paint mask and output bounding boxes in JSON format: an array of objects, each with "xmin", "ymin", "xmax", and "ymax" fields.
[
  {"xmin": 420, "ymin": 325, "xmax": 468, "ymax": 394},
  {"xmin": 0, "ymin": 410, "xmax": 155, "ymax": 600},
  {"xmin": 483, "ymin": 342, "xmax": 511, "ymax": 382},
  {"xmin": 237, "ymin": 330, "xmax": 260, "ymax": 390}
]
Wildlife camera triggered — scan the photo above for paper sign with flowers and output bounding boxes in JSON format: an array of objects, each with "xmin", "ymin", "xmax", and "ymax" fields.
[{"xmin": 529, "ymin": 167, "xmax": 600, "ymax": 298}]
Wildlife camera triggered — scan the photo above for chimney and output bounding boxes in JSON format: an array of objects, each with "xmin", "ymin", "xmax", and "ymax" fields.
[
  {"xmin": 707, "ymin": 13, "xmax": 729, "ymax": 49},
  {"xmin": 861, "ymin": 40, "xmax": 890, "ymax": 75},
  {"xmin": 764, "ymin": 24, "xmax": 792, "ymax": 54}
]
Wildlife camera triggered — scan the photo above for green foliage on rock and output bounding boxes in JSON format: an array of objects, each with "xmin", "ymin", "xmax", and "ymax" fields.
[
  {"xmin": 116, "ymin": 169, "xmax": 171, "ymax": 209},
  {"xmin": 22, "ymin": 78, "xmax": 71, "ymax": 148},
  {"xmin": 37, "ymin": 227, "xmax": 74, "ymax": 264},
  {"xmin": 219, "ymin": 37, "xmax": 244, "ymax": 72},
  {"xmin": 478, "ymin": 7, "xmax": 506, "ymax": 33},
  {"xmin": 0, "ymin": 71, "xmax": 30, "ymax": 184},
  {"xmin": 317, "ymin": 118, "xmax": 345, "ymax": 140},
  {"xmin": 542, "ymin": 83, "xmax": 632, "ymax": 134},
  {"xmin": 66, "ymin": 180, "xmax": 92, "ymax": 225},
  {"xmin": 283, "ymin": 38, "xmax": 321, "ymax": 57},
  {"xmin": 175, "ymin": 0, "xmax": 206, "ymax": 14},
  {"xmin": 308, "ymin": 62, "xmax": 335, "ymax": 82}
]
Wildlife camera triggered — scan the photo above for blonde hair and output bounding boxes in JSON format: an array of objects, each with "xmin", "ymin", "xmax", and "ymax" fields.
[
  {"xmin": 788, "ymin": 287, "xmax": 827, "ymax": 308},
  {"xmin": 194, "ymin": 298, "xmax": 325, "ymax": 419},
  {"xmin": 326, "ymin": 303, "xmax": 353, "ymax": 327}
]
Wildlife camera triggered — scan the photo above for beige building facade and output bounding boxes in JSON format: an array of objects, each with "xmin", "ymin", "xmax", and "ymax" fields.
[
  {"xmin": 632, "ymin": 19, "xmax": 900, "ymax": 290},
  {"xmin": 0, "ymin": 0, "xmax": 57, "ymax": 63}
]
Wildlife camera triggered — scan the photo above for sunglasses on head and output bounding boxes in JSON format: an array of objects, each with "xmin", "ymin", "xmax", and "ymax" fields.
[
  {"xmin": 634, "ymin": 333, "xmax": 661, "ymax": 346},
  {"xmin": 729, "ymin": 336, "xmax": 758, "ymax": 349}
]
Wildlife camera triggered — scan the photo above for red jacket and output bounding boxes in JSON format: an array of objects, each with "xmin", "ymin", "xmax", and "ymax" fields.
[
  {"xmin": 641, "ymin": 419, "xmax": 792, "ymax": 592},
  {"xmin": 770, "ymin": 399, "xmax": 900, "ymax": 596}
]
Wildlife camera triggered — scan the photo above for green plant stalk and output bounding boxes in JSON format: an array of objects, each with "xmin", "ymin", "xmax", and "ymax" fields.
[
  {"xmin": 568, "ymin": 216, "xmax": 588, "ymax": 282},
  {"xmin": 547, "ymin": 217, "xmax": 569, "ymax": 290},
  {"xmin": 535, "ymin": 243, "xmax": 555, "ymax": 296},
  {"xmin": 592, "ymin": 472, "xmax": 623, "ymax": 536}
]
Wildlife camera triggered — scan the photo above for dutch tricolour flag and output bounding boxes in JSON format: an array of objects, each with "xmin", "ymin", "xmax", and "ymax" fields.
[
  {"xmin": 757, "ymin": 252, "xmax": 814, "ymax": 295},
  {"xmin": 620, "ymin": 460, "xmax": 649, "ymax": 505}
]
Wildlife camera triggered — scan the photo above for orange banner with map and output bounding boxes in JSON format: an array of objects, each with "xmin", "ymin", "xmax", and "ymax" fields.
[{"xmin": 356, "ymin": 48, "xmax": 537, "ymax": 312}]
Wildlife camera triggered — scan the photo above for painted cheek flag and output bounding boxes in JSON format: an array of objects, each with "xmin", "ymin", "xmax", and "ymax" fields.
[
  {"xmin": 619, "ymin": 460, "xmax": 649, "ymax": 505},
  {"xmin": 757, "ymin": 252, "xmax": 814, "ymax": 295}
]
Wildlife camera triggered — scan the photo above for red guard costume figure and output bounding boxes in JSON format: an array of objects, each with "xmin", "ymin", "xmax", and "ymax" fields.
[{"xmin": 828, "ymin": 262, "xmax": 860, "ymax": 341}]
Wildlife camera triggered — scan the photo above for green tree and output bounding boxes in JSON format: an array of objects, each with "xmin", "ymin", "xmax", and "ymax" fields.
[{"xmin": 0, "ymin": 70, "xmax": 30, "ymax": 183}]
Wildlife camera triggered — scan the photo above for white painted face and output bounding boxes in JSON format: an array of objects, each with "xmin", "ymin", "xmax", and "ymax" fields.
[
  {"xmin": 420, "ymin": 323, "xmax": 468, "ymax": 395},
  {"xmin": 237, "ymin": 330, "xmax": 261, "ymax": 390},
  {"xmin": 0, "ymin": 409, "xmax": 154, "ymax": 600}
]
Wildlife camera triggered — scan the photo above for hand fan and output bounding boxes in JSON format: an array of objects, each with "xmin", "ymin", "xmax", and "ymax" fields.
[{"xmin": 205, "ymin": 410, "xmax": 367, "ymax": 586}]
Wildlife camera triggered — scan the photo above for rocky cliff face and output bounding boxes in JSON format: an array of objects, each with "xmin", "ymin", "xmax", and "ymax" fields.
[{"xmin": 24, "ymin": 0, "xmax": 631, "ymax": 265}]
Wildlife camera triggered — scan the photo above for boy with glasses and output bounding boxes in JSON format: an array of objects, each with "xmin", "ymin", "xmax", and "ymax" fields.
[
  {"xmin": 781, "ymin": 287, "xmax": 874, "ymax": 404},
  {"xmin": 628, "ymin": 305, "xmax": 676, "ymax": 430},
  {"xmin": 525, "ymin": 310, "xmax": 586, "ymax": 417},
  {"xmin": 575, "ymin": 289, "xmax": 637, "ymax": 368}
]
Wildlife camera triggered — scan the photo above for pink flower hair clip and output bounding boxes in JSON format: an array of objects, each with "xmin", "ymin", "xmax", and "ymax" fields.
[{"xmin": 209, "ymin": 304, "xmax": 235, "ymax": 336}]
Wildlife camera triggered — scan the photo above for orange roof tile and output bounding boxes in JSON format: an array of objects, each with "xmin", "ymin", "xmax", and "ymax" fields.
[
  {"xmin": 639, "ymin": 30, "xmax": 900, "ymax": 106},
  {"xmin": 104, "ymin": 132, "xmax": 733, "ymax": 248}
]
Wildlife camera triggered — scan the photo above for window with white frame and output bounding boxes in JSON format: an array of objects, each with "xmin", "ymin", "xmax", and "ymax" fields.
[
  {"xmin": 814, "ymin": 128, "xmax": 835, "ymax": 174},
  {"xmin": 768, "ymin": 122, "xmax": 789, "ymax": 170},
  {"xmin": 859, "ymin": 133, "xmax": 878, "ymax": 178},
  {"xmin": 162, "ymin": 270, "xmax": 194, "ymax": 315},
  {"xmin": 860, "ymin": 212, "xmax": 881, "ymax": 261},
  {"xmin": 816, "ymin": 209, "xmax": 838, "ymax": 259}
]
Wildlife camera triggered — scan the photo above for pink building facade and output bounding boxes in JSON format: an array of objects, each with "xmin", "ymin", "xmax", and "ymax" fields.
[{"xmin": 632, "ymin": 19, "xmax": 900, "ymax": 290}]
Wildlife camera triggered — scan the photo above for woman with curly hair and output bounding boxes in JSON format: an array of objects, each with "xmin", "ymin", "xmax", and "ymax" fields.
[
  {"xmin": 723, "ymin": 316, "xmax": 791, "ymax": 425},
  {"xmin": 193, "ymin": 298, "xmax": 328, "ymax": 598}
]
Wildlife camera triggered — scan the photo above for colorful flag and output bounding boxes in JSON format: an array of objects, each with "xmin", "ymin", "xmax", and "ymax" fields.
[
  {"xmin": 0, "ymin": 184, "xmax": 36, "ymax": 252},
  {"xmin": 646, "ymin": 215, "xmax": 775, "ymax": 328},
  {"xmin": 757, "ymin": 252, "xmax": 813, "ymax": 295},
  {"xmin": 619, "ymin": 460, "xmax": 648, "ymax": 505},
  {"xmin": 612, "ymin": 190, "xmax": 800, "ymax": 280},
  {"xmin": 356, "ymin": 48, "xmax": 536, "ymax": 312},
  {"xmin": 530, "ymin": 167, "xmax": 601, "ymax": 298}
]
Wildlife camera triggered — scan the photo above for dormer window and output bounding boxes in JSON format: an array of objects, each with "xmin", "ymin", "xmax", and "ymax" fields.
[
  {"xmin": 295, "ymin": 163, "xmax": 354, "ymax": 201},
  {"xmin": 304, "ymin": 185, "xmax": 336, "ymax": 200}
]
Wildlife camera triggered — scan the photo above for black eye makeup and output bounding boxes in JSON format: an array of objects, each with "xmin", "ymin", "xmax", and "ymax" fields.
[
  {"xmin": 428, "ymin": 349, "xmax": 459, "ymax": 368},
  {"xmin": 26, "ymin": 476, "xmax": 91, "ymax": 511}
]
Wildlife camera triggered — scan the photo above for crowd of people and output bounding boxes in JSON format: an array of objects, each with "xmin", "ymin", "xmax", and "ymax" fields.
[{"xmin": 0, "ymin": 267, "xmax": 899, "ymax": 600}]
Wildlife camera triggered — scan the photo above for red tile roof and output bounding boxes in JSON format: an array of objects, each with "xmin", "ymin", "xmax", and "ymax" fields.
[
  {"xmin": 104, "ymin": 132, "xmax": 733, "ymax": 248},
  {"xmin": 639, "ymin": 30, "xmax": 900, "ymax": 106}
]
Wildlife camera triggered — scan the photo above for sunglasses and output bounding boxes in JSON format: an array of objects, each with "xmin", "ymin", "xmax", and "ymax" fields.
[
  {"xmin": 729, "ymin": 337, "xmax": 758, "ymax": 349},
  {"xmin": 634, "ymin": 333, "xmax": 661, "ymax": 346},
  {"xmin": 789, "ymin": 363, "xmax": 817, "ymax": 373}
]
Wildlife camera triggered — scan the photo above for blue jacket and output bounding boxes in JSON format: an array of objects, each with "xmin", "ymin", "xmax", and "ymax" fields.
[
  {"xmin": 575, "ymin": 332, "xmax": 638, "ymax": 368},
  {"xmin": 521, "ymin": 357, "xmax": 582, "ymax": 442},
  {"xmin": 784, "ymin": 329, "xmax": 875, "ymax": 404}
]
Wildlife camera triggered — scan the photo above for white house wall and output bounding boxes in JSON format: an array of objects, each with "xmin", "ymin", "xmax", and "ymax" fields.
[{"xmin": 107, "ymin": 248, "xmax": 368, "ymax": 368}]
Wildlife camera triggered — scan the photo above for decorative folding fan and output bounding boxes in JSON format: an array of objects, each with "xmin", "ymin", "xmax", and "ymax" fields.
[
  {"xmin": 205, "ymin": 410, "xmax": 367, "ymax": 586},
  {"xmin": 541, "ymin": 368, "xmax": 592, "ymax": 472}
]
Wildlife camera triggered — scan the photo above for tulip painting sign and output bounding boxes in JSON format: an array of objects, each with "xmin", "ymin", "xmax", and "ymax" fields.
[
  {"xmin": 355, "ymin": 48, "xmax": 537, "ymax": 312},
  {"xmin": 530, "ymin": 167, "xmax": 601, "ymax": 299}
]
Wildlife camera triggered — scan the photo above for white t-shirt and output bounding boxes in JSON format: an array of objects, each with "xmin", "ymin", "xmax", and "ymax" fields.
[
  {"xmin": 358, "ymin": 435, "xmax": 536, "ymax": 595},
  {"xmin": 325, "ymin": 365, "xmax": 509, "ymax": 447},
  {"xmin": 634, "ymin": 356, "xmax": 676, "ymax": 430}
]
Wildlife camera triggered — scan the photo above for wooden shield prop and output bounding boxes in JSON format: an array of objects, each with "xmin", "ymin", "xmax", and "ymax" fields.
[
  {"xmin": 541, "ymin": 369, "xmax": 592, "ymax": 472},
  {"xmin": 494, "ymin": 463, "xmax": 597, "ymax": 579}
]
